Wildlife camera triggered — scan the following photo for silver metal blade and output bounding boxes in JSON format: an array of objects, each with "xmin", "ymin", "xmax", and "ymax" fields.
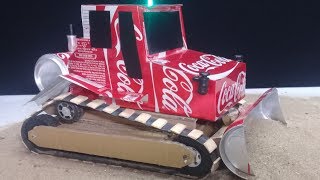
[
  {"xmin": 28, "ymin": 77, "xmax": 71, "ymax": 105},
  {"xmin": 219, "ymin": 88, "xmax": 286, "ymax": 179}
]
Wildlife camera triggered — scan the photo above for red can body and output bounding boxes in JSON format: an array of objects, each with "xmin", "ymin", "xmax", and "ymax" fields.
[{"xmin": 58, "ymin": 4, "xmax": 246, "ymax": 122}]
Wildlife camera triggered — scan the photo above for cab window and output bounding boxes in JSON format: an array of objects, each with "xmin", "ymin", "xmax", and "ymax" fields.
[
  {"xmin": 144, "ymin": 11, "xmax": 183, "ymax": 54},
  {"xmin": 89, "ymin": 11, "xmax": 112, "ymax": 48}
]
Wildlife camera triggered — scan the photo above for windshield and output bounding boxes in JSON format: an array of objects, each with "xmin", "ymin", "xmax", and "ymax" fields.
[{"xmin": 144, "ymin": 11, "xmax": 183, "ymax": 55}]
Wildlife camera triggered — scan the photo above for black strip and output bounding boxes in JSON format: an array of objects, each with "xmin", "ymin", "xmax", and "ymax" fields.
[
  {"xmin": 180, "ymin": 129, "xmax": 191, "ymax": 137},
  {"xmin": 89, "ymin": 11, "xmax": 112, "ymax": 48},
  {"xmin": 128, "ymin": 113, "xmax": 140, "ymax": 121},
  {"xmin": 79, "ymin": 99, "xmax": 92, "ymax": 107},
  {"xmin": 145, "ymin": 117, "xmax": 157, "ymax": 126},
  {"xmin": 63, "ymin": 94, "xmax": 76, "ymax": 102},
  {"xmin": 96, "ymin": 103, "xmax": 109, "ymax": 111},
  {"xmin": 119, "ymin": 12, "xmax": 142, "ymax": 79},
  {"xmin": 111, "ymin": 108, "xmax": 123, "ymax": 116},
  {"xmin": 197, "ymin": 135, "xmax": 209, "ymax": 144},
  {"xmin": 161, "ymin": 123, "xmax": 174, "ymax": 132}
]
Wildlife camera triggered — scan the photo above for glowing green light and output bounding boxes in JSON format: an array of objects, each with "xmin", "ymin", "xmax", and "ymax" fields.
[{"xmin": 148, "ymin": 0, "xmax": 153, "ymax": 7}]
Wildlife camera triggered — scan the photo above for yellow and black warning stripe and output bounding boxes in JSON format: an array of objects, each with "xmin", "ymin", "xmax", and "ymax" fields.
[{"xmin": 54, "ymin": 93, "xmax": 217, "ymax": 154}]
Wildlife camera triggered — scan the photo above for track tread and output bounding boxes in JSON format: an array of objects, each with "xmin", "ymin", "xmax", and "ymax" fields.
[
  {"xmin": 58, "ymin": 93, "xmax": 217, "ymax": 154},
  {"xmin": 21, "ymin": 93, "xmax": 221, "ymax": 178}
]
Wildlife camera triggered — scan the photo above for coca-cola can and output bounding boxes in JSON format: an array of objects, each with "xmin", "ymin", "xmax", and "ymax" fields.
[
  {"xmin": 34, "ymin": 53, "xmax": 70, "ymax": 91},
  {"xmin": 219, "ymin": 88, "xmax": 286, "ymax": 179},
  {"xmin": 219, "ymin": 119, "xmax": 252, "ymax": 179}
]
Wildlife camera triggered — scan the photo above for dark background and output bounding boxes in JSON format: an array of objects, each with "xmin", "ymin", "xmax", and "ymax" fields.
[{"xmin": 1, "ymin": 0, "xmax": 319, "ymax": 95}]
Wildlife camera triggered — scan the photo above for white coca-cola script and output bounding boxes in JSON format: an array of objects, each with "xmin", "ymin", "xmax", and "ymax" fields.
[
  {"xmin": 161, "ymin": 66, "xmax": 193, "ymax": 116},
  {"xmin": 116, "ymin": 60, "xmax": 144, "ymax": 93},
  {"xmin": 178, "ymin": 54, "xmax": 232, "ymax": 75},
  {"xmin": 116, "ymin": 60, "xmax": 144, "ymax": 108},
  {"xmin": 217, "ymin": 71, "xmax": 246, "ymax": 114}
]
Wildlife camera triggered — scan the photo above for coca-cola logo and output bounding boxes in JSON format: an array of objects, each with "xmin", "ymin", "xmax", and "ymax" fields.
[
  {"xmin": 116, "ymin": 60, "xmax": 144, "ymax": 93},
  {"xmin": 217, "ymin": 71, "xmax": 246, "ymax": 114},
  {"xmin": 178, "ymin": 54, "xmax": 232, "ymax": 75},
  {"xmin": 161, "ymin": 66, "xmax": 193, "ymax": 116},
  {"xmin": 116, "ymin": 60, "xmax": 144, "ymax": 108}
]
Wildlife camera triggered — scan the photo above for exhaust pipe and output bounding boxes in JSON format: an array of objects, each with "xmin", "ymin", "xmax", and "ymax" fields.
[{"xmin": 67, "ymin": 24, "xmax": 77, "ymax": 52}]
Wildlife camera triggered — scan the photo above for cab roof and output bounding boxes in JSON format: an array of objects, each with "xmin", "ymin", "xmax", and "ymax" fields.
[{"xmin": 82, "ymin": 4, "xmax": 183, "ymax": 11}]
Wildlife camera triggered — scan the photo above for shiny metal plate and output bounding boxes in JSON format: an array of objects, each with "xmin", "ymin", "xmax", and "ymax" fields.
[
  {"xmin": 219, "ymin": 125, "xmax": 251, "ymax": 179},
  {"xmin": 219, "ymin": 88, "xmax": 286, "ymax": 179}
]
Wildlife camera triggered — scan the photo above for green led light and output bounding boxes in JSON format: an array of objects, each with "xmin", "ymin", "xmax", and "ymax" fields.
[{"xmin": 148, "ymin": 0, "xmax": 153, "ymax": 7}]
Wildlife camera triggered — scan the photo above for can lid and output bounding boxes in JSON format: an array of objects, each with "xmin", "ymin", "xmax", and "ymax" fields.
[
  {"xmin": 219, "ymin": 125, "xmax": 252, "ymax": 179},
  {"xmin": 34, "ymin": 54, "xmax": 69, "ymax": 91}
]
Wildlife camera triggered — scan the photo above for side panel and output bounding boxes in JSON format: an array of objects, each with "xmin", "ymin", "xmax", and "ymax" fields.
[
  {"xmin": 68, "ymin": 38, "xmax": 109, "ymax": 88},
  {"xmin": 149, "ymin": 51, "xmax": 246, "ymax": 121},
  {"xmin": 86, "ymin": 5, "xmax": 155, "ymax": 111},
  {"xmin": 151, "ymin": 64, "xmax": 216, "ymax": 120},
  {"xmin": 66, "ymin": 5, "xmax": 158, "ymax": 110},
  {"xmin": 215, "ymin": 63, "xmax": 246, "ymax": 119}
]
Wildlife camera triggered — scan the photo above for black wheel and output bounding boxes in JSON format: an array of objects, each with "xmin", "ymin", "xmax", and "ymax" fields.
[
  {"xmin": 21, "ymin": 114, "xmax": 60, "ymax": 152},
  {"xmin": 56, "ymin": 101, "xmax": 83, "ymax": 123},
  {"xmin": 175, "ymin": 136, "xmax": 216, "ymax": 178}
]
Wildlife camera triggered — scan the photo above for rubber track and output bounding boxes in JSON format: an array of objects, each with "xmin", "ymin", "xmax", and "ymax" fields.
[
  {"xmin": 54, "ymin": 93, "xmax": 218, "ymax": 154},
  {"xmin": 21, "ymin": 111, "xmax": 215, "ymax": 178},
  {"xmin": 22, "ymin": 93, "xmax": 220, "ymax": 178}
]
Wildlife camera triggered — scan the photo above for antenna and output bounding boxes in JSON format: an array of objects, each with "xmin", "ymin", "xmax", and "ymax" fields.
[{"xmin": 69, "ymin": 24, "xmax": 74, "ymax": 35}]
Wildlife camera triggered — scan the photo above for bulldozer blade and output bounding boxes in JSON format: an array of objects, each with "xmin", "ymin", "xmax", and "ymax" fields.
[
  {"xmin": 28, "ymin": 77, "xmax": 71, "ymax": 105},
  {"xmin": 219, "ymin": 88, "xmax": 286, "ymax": 179},
  {"xmin": 243, "ymin": 88, "xmax": 286, "ymax": 125}
]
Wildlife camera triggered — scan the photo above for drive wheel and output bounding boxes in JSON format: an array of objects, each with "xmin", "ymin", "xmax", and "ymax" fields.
[
  {"xmin": 56, "ymin": 101, "xmax": 83, "ymax": 123},
  {"xmin": 175, "ymin": 136, "xmax": 215, "ymax": 178}
]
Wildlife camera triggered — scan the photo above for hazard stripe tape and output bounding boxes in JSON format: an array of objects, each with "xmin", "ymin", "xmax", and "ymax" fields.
[
  {"xmin": 212, "ymin": 157, "xmax": 221, "ymax": 172},
  {"xmin": 70, "ymin": 95, "xmax": 88, "ymax": 105},
  {"xmin": 170, "ymin": 123, "xmax": 186, "ymax": 134},
  {"xmin": 135, "ymin": 113, "xmax": 152, "ymax": 123},
  {"xmin": 56, "ymin": 93, "xmax": 217, "ymax": 153},
  {"xmin": 151, "ymin": 118, "xmax": 167, "ymax": 129},
  {"xmin": 79, "ymin": 99, "xmax": 92, "ymax": 107},
  {"xmin": 103, "ymin": 104, "xmax": 120, "ymax": 114},
  {"xmin": 127, "ymin": 113, "xmax": 140, "ymax": 121},
  {"xmin": 54, "ymin": 93, "xmax": 72, "ymax": 101},
  {"xmin": 188, "ymin": 129, "xmax": 204, "ymax": 140},
  {"xmin": 204, "ymin": 139, "xmax": 217, "ymax": 153},
  {"xmin": 119, "ymin": 109, "xmax": 135, "ymax": 118},
  {"xmin": 86, "ymin": 99, "xmax": 105, "ymax": 109},
  {"xmin": 145, "ymin": 117, "xmax": 157, "ymax": 126}
]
